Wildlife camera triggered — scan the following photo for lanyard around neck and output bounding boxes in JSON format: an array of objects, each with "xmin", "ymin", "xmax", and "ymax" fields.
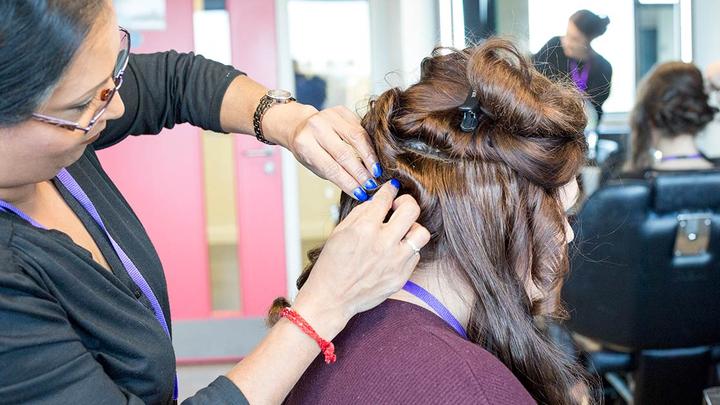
[
  {"xmin": 402, "ymin": 280, "xmax": 468, "ymax": 339},
  {"xmin": 568, "ymin": 59, "xmax": 590, "ymax": 92},
  {"xmin": 660, "ymin": 153, "xmax": 704, "ymax": 162},
  {"xmin": 0, "ymin": 168, "xmax": 178, "ymax": 400}
]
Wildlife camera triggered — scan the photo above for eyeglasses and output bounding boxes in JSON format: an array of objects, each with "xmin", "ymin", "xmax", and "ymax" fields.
[{"xmin": 31, "ymin": 27, "xmax": 131, "ymax": 134}]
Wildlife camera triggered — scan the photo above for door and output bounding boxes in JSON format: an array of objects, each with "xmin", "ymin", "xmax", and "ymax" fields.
[{"xmin": 101, "ymin": 0, "xmax": 286, "ymax": 362}]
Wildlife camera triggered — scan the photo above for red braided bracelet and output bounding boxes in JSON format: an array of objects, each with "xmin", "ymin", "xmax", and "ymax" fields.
[{"xmin": 280, "ymin": 307, "xmax": 337, "ymax": 364}]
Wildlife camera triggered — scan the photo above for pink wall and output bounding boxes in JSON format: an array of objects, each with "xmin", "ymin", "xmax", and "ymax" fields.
[
  {"xmin": 99, "ymin": 0, "xmax": 288, "ymax": 320},
  {"xmin": 228, "ymin": 0, "xmax": 288, "ymax": 316},
  {"xmin": 99, "ymin": 1, "xmax": 211, "ymax": 319}
]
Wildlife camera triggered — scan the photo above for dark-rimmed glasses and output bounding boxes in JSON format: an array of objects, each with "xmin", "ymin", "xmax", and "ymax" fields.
[{"xmin": 31, "ymin": 27, "xmax": 131, "ymax": 134}]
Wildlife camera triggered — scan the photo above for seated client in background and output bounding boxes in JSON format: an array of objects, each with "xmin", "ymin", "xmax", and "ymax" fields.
[
  {"xmin": 603, "ymin": 61, "xmax": 718, "ymax": 183},
  {"xmin": 274, "ymin": 38, "xmax": 593, "ymax": 405}
]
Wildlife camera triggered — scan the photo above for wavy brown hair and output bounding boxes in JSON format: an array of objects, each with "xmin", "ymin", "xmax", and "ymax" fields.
[
  {"xmin": 272, "ymin": 38, "xmax": 592, "ymax": 404},
  {"xmin": 629, "ymin": 61, "xmax": 718, "ymax": 170}
]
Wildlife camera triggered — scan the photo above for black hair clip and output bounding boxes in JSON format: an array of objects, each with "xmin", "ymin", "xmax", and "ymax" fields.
[{"xmin": 458, "ymin": 89, "xmax": 494, "ymax": 133}]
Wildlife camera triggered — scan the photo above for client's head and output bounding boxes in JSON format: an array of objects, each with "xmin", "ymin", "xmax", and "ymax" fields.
[
  {"xmin": 357, "ymin": 39, "xmax": 586, "ymax": 310},
  {"xmin": 630, "ymin": 61, "xmax": 718, "ymax": 169},
  {"xmin": 276, "ymin": 38, "xmax": 590, "ymax": 404}
]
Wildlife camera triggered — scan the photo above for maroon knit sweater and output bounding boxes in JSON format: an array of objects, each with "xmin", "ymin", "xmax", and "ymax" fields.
[{"xmin": 284, "ymin": 299, "xmax": 536, "ymax": 404}]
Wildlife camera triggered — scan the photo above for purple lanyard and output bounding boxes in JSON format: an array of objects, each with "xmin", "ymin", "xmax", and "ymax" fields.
[
  {"xmin": 568, "ymin": 59, "xmax": 590, "ymax": 92},
  {"xmin": 0, "ymin": 168, "xmax": 178, "ymax": 401},
  {"xmin": 403, "ymin": 280, "xmax": 468, "ymax": 339},
  {"xmin": 661, "ymin": 153, "xmax": 704, "ymax": 162}
]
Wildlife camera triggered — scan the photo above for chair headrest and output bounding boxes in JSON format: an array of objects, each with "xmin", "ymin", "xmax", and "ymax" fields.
[{"xmin": 650, "ymin": 170, "xmax": 720, "ymax": 213}]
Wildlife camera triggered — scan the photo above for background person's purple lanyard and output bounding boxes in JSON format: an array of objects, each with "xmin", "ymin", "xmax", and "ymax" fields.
[
  {"xmin": 661, "ymin": 153, "xmax": 704, "ymax": 162},
  {"xmin": 568, "ymin": 59, "xmax": 590, "ymax": 92},
  {"xmin": 403, "ymin": 280, "xmax": 468, "ymax": 339},
  {"xmin": 0, "ymin": 168, "xmax": 178, "ymax": 402}
]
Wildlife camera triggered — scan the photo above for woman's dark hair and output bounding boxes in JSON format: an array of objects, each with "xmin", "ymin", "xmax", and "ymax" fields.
[
  {"xmin": 271, "ymin": 38, "xmax": 594, "ymax": 404},
  {"xmin": 0, "ymin": 0, "xmax": 106, "ymax": 127},
  {"xmin": 570, "ymin": 9, "xmax": 610, "ymax": 40},
  {"xmin": 629, "ymin": 61, "xmax": 718, "ymax": 170}
]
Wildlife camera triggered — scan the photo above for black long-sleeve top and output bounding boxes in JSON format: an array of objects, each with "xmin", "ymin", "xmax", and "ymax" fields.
[
  {"xmin": 532, "ymin": 36, "xmax": 613, "ymax": 122},
  {"xmin": 0, "ymin": 51, "xmax": 249, "ymax": 404}
]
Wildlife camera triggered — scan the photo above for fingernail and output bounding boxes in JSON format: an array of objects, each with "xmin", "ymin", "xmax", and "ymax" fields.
[
  {"xmin": 372, "ymin": 162, "xmax": 383, "ymax": 178},
  {"xmin": 390, "ymin": 178, "xmax": 401, "ymax": 189},
  {"xmin": 364, "ymin": 178, "xmax": 378, "ymax": 190},
  {"xmin": 353, "ymin": 187, "xmax": 369, "ymax": 202}
]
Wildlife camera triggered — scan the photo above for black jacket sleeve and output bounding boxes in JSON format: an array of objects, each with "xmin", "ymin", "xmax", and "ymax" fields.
[
  {"xmin": 0, "ymin": 255, "xmax": 146, "ymax": 404},
  {"xmin": 0, "ymin": 252, "xmax": 249, "ymax": 404},
  {"xmin": 183, "ymin": 377, "xmax": 251, "ymax": 405},
  {"xmin": 587, "ymin": 58, "xmax": 613, "ymax": 121},
  {"xmin": 95, "ymin": 51, "xmax": 244, "ymax": 150}
]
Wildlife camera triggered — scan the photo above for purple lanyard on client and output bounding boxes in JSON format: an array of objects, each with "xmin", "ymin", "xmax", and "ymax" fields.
[
  {"xmin": 403, "ymin": 280, "xmax": 468, "ymax": 339},
  {"xmin": 0, "ymin": 168, "xmax": 178, "ymax": 402}
]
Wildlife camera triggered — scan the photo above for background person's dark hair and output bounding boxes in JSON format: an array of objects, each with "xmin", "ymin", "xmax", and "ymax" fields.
[
  {"xmin": 570, "ymin": 9, "xmax": 610, "ymax": 40},
  {"xmin": 629, "ymin": 61, "xmax": 718, "ymax": 170},
  {"xmin": 0, "ymin": 0, "xmax": 106, "ymax": 127},
  {"xmin": 271, "ymin": 38, "xmax": 595, "ymax": 404}
]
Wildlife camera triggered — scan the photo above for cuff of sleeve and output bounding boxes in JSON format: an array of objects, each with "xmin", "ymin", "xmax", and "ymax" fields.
[
  {"xmin": 207, "ymin": 376, "xmax": 250, "ymax": 405},
  {"xmin": 210, "ymin": 69, "xmax": 245, "ymax": 134}
]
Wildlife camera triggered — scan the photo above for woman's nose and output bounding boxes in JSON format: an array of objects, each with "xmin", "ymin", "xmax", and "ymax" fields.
[{"xmin": 104, "ymin": 91, "xmax": 126, "ymax": 122}]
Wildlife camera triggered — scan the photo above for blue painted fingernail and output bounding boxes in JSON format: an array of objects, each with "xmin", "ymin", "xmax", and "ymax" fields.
[
  {"xmin": 353, "ymin": 187, "xmax": 369, "ymax": 202},
  {"xmin": 390, "ymin": 178, "xmax": 401, "ymax": 189},
  {"xmin": 372, "ymin": 162, "xmax": 383, "ymax": 178},
  {"xmin": 364, "ymin": 178, "xmax": 378, "ymax": 190}
]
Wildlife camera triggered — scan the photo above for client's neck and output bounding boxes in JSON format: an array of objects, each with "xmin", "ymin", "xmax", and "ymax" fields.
[
  {"xmin": 656, "ymin": 133, "xmax": 699, "ymax": 157},
  {"xmin": 388, "ymin": 262, "xmax": 473, "ymax": 331},
  {"xmin": 653, "ymin": 133, "xmax": 713, "ymax": 170}
]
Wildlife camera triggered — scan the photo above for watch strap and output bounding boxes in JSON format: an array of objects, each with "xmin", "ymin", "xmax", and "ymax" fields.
[{"xmin": 252, "ymin": 94, "xmax": 296, "ymax": 145}]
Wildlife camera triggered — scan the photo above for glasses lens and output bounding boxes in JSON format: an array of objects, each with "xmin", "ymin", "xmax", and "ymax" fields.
[{"xmin": 113, "ymin": 30, "xmax": 130, "ymax": 80}]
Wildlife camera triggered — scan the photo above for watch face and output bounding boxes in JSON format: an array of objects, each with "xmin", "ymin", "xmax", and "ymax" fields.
[{"xmin": 268, "ymin": 89, "xmax": 293, "ymax": 101}]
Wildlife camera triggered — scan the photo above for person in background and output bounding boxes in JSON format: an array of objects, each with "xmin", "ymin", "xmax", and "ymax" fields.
[
  {"xmin": 294, "ymin": 60, "xmax": 328, "ymax": 110},
  {"xmin": 600, "ymin": 61, "xmax": 719, "ymax": 183},
  {"xmin": 533, "ymin": 9, "xmax": 612, "ymax": 125},
  {"xmin": 274, "ymin": 38, "xmax": 593, "ymax": 405}
]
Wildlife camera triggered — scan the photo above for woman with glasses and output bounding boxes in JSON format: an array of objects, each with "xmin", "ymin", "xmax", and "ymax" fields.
[{"xmin": 0, "ymin": 1, "xmax": 430, "ymax": 404}]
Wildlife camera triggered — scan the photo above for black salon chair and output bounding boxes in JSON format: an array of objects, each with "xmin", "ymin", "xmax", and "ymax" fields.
[{"xmin": 562, "ymin": 169, "xmax": 720, "ymax": 405}]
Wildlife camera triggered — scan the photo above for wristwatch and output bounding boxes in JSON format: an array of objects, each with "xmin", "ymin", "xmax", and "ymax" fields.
[{"xmin": 253, "ymin": 89, "xmax": 296, "ymax": 145}]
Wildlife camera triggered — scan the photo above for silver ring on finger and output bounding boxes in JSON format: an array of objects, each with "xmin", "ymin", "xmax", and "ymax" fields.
[{"xmin": 403, "ymin": 239, "xmax": 421, "ymax": 254}]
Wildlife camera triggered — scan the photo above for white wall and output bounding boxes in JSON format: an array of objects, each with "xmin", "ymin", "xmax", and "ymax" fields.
[
  {"xmin": 693, "ymin": 0, "xmax": 720, "ymax": 157},
  {"xmin": 693, "ymin": 0, "xmax": 720, "ymax": 71},
  {"xmin": 495, "ymin": 0, "xmax": 529, "ymax": 52},
  {"xmin": 369, "ymin": 0, "xmax": 440, "ymax": 93}
]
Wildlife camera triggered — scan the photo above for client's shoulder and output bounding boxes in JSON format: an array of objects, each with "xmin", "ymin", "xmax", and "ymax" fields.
[{"xmin": 334, "ymin": 299, "xmax": 536, "ymax": 404}]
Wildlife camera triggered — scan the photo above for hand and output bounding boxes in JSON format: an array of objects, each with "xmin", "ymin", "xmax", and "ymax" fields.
[
  {"xmin": 292, "ymin": 181, "xmax": 431, "ymax": 337},
  {"xmin": 263, "ymin": 103, "xmax": 382, "ymax": 201}
]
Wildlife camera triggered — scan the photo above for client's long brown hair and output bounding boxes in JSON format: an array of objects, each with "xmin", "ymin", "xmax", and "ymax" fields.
[{"xmin": 272, "ymin": 38, "xmax": 592, "ymax": 404}]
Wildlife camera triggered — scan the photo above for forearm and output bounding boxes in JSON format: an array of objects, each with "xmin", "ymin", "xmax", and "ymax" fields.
[
  {"xmin": 219, "ymin": 75, "xmax": 316, "ymax": 149},
  {"xmin": 223, "ymin": 182, "xmax": 427, "ymax": 403},
  {"xmin": 225, "ymin": 297, "xmax": 346, "ymax": 404}
]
